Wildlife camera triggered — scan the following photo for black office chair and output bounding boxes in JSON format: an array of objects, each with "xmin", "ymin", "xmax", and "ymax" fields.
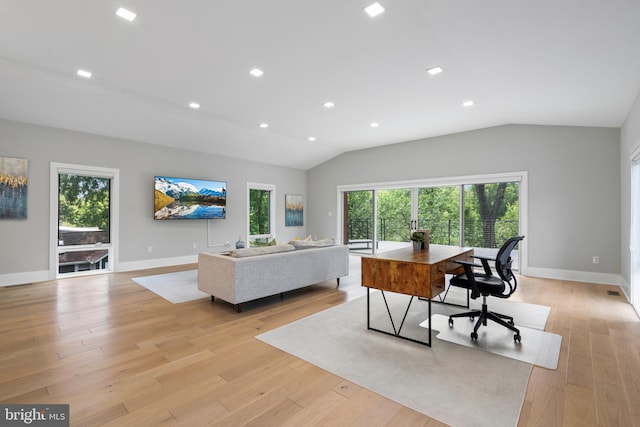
[{"xmin": 448, "ymin": 236, "xmax": 525, "ymax": 343}]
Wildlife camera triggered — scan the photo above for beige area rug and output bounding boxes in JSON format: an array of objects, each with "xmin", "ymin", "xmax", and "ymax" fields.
[
  {"xmin": 430, "ymin": 286, "xmax": 562, "ymax": 369},
  {"xmin": 257, "ymin": 291, "xmax": 550, "ymax": 427},
  {"xmin": 427, "ymin": 315, "xmax": 562, "ymax": 369},
  {"xmin": 132, "ymin": 269, "xmax": 208, "ymax": 303}
]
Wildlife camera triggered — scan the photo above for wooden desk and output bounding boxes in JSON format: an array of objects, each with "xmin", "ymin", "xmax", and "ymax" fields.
[{"xmin": 361, "ymin": 244, "xmax": 473, "ymax": 346}]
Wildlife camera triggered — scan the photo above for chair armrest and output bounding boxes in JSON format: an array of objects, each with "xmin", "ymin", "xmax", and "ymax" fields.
[
  {"xmin": 453, "ymin": 259, "xmax": 483, "ymax": 269},
  {"xmin": 472, "ymin": 255, "xmax": 496, "ymax": 261},
  {"xmin": 470, "ymin": 255, "xmax": 493, "ymax": 275},
  {"xmin": 452, "ymin": 260, "xmax": 482, "ymax": 299}
]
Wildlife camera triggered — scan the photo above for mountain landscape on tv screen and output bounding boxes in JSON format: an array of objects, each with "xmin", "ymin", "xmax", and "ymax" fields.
[{"xmin": 154, "ymin": 176, "xmax": 226, "ymax": 220}]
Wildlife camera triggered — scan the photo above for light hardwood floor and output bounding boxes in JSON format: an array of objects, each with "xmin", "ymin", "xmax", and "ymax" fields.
[{"xmin": 1, "ymin": 257, "xmax": 639, "ymax": 426}]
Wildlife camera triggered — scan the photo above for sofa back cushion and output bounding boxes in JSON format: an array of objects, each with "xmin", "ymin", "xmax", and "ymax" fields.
[
  {"xmin": 230, "ymin": 244, "xmax": 295, "ymax": 258},
  {"xmin": 289, "ymin": 237, "xmax": 336, "ymax": 250}
]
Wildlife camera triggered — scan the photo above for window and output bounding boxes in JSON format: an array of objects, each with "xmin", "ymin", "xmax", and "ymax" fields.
[
  {"xmin": 50, "ymin": 163, "xmax": 119, "ymax": 278},
  {"xmin": 338, "ymin": 172, "xmax": 527, "ymax": 273},
  {"xmin": 247, "ymin": 183, "xmax": 275, "ymax": 246}
]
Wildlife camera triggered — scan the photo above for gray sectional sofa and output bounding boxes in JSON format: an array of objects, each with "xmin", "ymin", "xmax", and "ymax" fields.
[{"xmin": 197, "ymin": 241, "xmax": 349, "ymax": 311}]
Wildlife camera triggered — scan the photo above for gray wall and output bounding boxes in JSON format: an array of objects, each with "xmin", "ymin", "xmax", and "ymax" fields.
[
  {"xmin": 0, "ymin": 117, "xmax": 626, "ymax": 288},
  {"xmin": 0, "ymin": 118, "xmax": 307, "ymax": 284},
  {"xmin": 307, "ymin": 124, "xmax": 620, "ymax": 282}
]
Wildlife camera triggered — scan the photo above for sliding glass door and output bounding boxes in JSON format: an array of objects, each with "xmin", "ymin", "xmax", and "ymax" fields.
[
  {"xmin": 344, "ymin": 190, "xmax": 374, "ymax": 254},
  {"xmin": 376, "ymin": 188, "xmax": 412, "ymax": 252},
  {"xmin": 344, "ymin": 188, "xmax": 414, "ymax": 253},
  {"xmin": 339, "ymin": 173, "xmax": 525, "ymax": 271},
  {"xmin": 417, "ymin": 186, "xmax": 461, "ymax": 246}
]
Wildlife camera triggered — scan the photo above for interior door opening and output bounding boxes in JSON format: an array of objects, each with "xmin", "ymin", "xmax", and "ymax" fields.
[{"xmin": 50, "ymin": 163, "xmax": 119, "ymax": 279}]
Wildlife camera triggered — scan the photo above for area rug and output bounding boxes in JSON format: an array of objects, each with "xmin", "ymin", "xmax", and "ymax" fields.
[
  {"xmin": 131, "ymin": 269, "xmax": 208, "ymax": 303},
  {"xmin": 427, "ymin": 314, "xmax": 562, "ymax": 369},
  {"xmin": 257, "ymin": 291, "xmax": 544, "ymax": 427}
]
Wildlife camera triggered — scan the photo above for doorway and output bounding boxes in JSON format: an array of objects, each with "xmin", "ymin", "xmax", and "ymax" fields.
[
  {"xmin": 343, "ymin": 190, "xmax": 374, "ymax": 254},
  {"xmin": 50, "ymin": 163, "xmax": 119, "ymax": 278}
]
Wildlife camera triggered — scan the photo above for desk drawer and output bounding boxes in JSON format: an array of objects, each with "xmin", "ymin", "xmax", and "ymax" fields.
[{"xmin": 446, "ymin": 261, "xmax": 465, "ymax": 276}]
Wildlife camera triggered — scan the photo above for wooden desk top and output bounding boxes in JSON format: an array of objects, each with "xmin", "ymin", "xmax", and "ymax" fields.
[
  {"xmin": 361, "ymin": 244, "xmax": 472, "ymax": 265},
  {"xmin": 361, "ymin": 244, "xmax": 473, "ymax": 299}
]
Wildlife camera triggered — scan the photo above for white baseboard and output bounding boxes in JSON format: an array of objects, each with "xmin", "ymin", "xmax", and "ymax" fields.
[
  {"xmin": 118, "ymin": 255, "xmax": 198, "ymax": 273},
  {"xmin": 0, "ymin": 256, "xmax": 198, "ymax": 287},
  {"xmin": 526, "ymin": 267, "xmax": 634, "ymax": 304},
  {"xmin": 618, "ymin": 276, "xmax": 632, "ymax": 302},
  {"xmin": 0, "ymin": 270, "xmax": 50, "ymax": 287},
  {"xmin": 526, "ymin": 267, "xmax": 624, "ymax": 287},
  {"xmin": 5, "ymin": 262, "xmax": 629, "ymax": 303}
]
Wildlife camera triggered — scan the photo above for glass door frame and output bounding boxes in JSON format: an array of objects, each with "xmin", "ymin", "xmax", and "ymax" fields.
[
  {"xmin": 630, "ymin": 148, "xmax": 640, "ymax": 314},
  {"xmin": 49, "ymin": 162, "xmax": 120, "ymax": 279},
  {"xmin": 337, "ymin": 171, "xmax": 528, "ymax": 274},
  {"xmin": 343, "ymin": 190, "xmax": 376, "ymax": 254},
  {"xmin": 375, "ymin": 187, "xmax": 413, "ymax": 252}
]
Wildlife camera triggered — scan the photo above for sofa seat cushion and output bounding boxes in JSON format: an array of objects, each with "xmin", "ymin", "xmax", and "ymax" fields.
[{"xmin": 230, "ymin": 244, "xmax": 295, "ymax": 258}]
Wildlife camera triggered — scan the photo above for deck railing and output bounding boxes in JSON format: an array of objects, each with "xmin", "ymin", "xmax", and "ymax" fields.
[{"xmin": 348, "ymin": 218, "xmax": 519, "ymax": 249}]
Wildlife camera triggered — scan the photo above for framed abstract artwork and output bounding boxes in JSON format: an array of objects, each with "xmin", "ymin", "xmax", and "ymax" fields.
[
  {"xmin": 285, "ymin": 194, "xmax": 303, "ymax": 226},
  {"xmin": 0, "ymin": 156, "xmax": 28, "ymax": 219}
]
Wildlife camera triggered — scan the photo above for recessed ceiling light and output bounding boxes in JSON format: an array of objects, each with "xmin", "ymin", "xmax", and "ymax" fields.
[
  {"xmin": 370, "ymin": 122, "xmax": 380, "ymax": 128},
  {"xmin": 259, "ymin": 123, "xmax": 269, "ymax": 128},
  {"xmin": 426, "ymin": 66, "xmax": 443, "ymax": 76},
  {"xmin": 189, "ymin": 102, "xmax": 200, "ymax": 110},
  {"xmin": 308, "ymin": 137, "xmax": 316, "ymax": 142},
  {"xmin": 249, "ymin": 68, "xmax": 264, "ymax": 77},
  {"xmin": 462, "ymin": 100, "xmax": 474, "ymax": 107},
  {"xmin": 364, "ymin": 2, "xmax": 385, "ymax": 17},
  {"xmin": 76, "ymin": 69, "xmax": 92, "ymax": 79},
  {"xmin": 116, "ymin": 7, "xmax": 137, "ymax": 22},
  {"xmin": 323, "ymin": 101, "xmax": 335, "ymax": 109}
]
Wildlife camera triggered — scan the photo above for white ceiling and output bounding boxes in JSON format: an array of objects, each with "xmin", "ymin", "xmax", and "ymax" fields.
[{"xmin": 1, "ymin": 1, "xmax": 639, "ymax": 170}]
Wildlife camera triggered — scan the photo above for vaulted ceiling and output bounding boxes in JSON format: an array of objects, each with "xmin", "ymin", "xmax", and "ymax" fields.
[{"xmin": 1, "ymin": 1, "xmax": 639, "ymax": 170}]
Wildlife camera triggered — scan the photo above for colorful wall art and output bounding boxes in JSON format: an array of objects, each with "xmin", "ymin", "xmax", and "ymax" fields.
[
  {"xmin": 285, "ymin": 194, "xmax": 303, "ymax": 226},
  {"xmin": 0, "ymin": 156, "xmax": 28, "ymax": 219}
]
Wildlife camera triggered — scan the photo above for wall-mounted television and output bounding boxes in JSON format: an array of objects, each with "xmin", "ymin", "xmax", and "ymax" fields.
[{"xmin": 154, "ymin": 176, "xmax": 226, "ymax": 220}]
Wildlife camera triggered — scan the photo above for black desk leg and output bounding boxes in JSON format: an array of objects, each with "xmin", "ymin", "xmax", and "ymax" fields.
[{"xmin": 366, "ymin": 287, "xmax": 432, "ymax": 347}]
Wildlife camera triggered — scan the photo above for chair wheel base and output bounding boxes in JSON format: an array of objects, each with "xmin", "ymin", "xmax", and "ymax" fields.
[{"xmin": 449, "ymin": 312, "xmax": 522, "ymax": 343}]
